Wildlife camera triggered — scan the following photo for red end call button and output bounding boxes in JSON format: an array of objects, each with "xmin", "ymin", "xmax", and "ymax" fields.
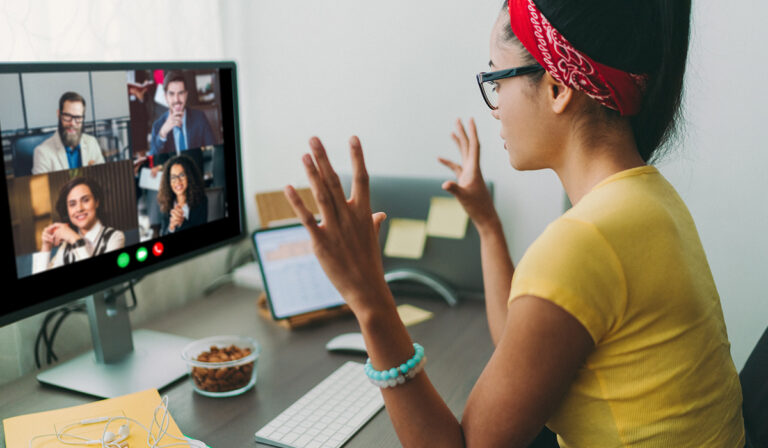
[{"xmin": 152, "ymin": 242, "xmax": 164, "ymax": 257}]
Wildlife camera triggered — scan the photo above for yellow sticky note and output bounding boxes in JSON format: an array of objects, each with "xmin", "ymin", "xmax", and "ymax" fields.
[
  {"xmin": 383, "ymin": 218, "xmax": 427, "ymax": 259},
  {"xmin": 397, "ymin": 304, "xmax": 434, "ymax": 327},
  {"xmin": 426, "ymin": 196, "xmax": 469, "ymax": 239}
]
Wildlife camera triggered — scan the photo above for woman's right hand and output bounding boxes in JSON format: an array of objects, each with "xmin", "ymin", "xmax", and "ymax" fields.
[
  {"xmin": 438, "ymin": 118, "xmax": 498, "ymax": 229},
  {"xmin": 41, "ymin": 223, "xmax": 64, "ymax": 252}
]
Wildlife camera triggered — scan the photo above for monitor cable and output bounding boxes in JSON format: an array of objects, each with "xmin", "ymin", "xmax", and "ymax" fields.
[{"xmin": 34, "ymin": 278, "xmax": 141, "ymax": 369}]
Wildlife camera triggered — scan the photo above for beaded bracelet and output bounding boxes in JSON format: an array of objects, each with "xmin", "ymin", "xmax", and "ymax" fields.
[{"xmin": 364, "ymin": 343, "xmax": 427, "ymax": 388}]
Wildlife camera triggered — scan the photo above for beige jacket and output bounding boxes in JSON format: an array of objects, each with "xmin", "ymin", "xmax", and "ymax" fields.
[{"xmin": 31, "ymin": 131, "xmax": 105, "ymax": 174}]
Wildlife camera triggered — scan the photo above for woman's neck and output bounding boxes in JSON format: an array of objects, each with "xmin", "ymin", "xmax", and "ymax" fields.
[
  {"xmin": 176, "ymin": 193, "xmax": 187, "ymax": 206},
  {"xmin": 79, "ymin": 219, "xmax": 99, "ymax": 236},
  {"xmin": 553, "ymin": 119, "xmax": 645, "ymax": 206}
]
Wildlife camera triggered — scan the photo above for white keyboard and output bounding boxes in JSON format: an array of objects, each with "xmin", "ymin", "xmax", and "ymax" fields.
[{"xmin": 255, "ymin": 361, "xmax": 385, "ymax": 448}]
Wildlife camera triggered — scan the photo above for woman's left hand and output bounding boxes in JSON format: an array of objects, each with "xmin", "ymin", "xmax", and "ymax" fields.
[{"xmin": 284, "ymin": 136, "xmax": 389, "ymax": 315}]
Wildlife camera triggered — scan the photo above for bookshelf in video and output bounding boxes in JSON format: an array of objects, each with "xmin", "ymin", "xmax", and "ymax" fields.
[{"xmin": 3, "ymin": 68, "xmax": 229, "ymax": 279}]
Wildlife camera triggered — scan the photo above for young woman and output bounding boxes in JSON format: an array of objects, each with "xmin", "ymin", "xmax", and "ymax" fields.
[
  {"xmin": 157, "ymin": 154, "xmax": 208, "ymax": 235},
  {"xmin": 284, "ymin": 0, "xmax": 745, "ymax": 446},
  {"xmin": 33, "ymin": 177, "xmax": 125, "ymax": 273}
]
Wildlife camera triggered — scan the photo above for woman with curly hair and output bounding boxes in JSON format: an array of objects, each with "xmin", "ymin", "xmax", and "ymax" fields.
[
  {"xmin": 33, "ymin": 176, "xmax": 125, "ymax": 273},
  {"xmin": 157, "ymin": 154, "xmax": 207, "ymax": 235}
]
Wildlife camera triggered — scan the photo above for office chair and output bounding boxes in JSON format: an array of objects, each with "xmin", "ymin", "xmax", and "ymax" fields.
[
  {"xmin": 12, "ymin": 132, "xmax": 53, "ymax": 177},
  {"xmin": 740, "ymin": 325, "xmax": 768, "ymax": 448}
]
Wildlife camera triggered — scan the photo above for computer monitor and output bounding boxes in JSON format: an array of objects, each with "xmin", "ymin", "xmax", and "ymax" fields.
[{"xmin": 0, "ymin": 62, "xmax": 245, "ymax": 397}]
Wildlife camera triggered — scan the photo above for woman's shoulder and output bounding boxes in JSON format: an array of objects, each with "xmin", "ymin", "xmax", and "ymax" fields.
[
  {"xmin": 564, "ymin": 167, "xmax": 686, "ymax": 237},
  {"xmin": 102, "ymin": 225, "xmax": 125, "ymax": 239}
]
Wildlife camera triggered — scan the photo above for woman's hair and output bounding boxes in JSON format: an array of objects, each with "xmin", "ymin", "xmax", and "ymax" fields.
[
  {"xmin": 55, "ymin": 177, "xmax": 104, "ymax": 230},
  {"xmin": 157, "ymin": 154, "xmax": 206, "ymax": 213},
  {"xmin": 498, "ymin": 0, "xmax": 691, "ymax": 163}
]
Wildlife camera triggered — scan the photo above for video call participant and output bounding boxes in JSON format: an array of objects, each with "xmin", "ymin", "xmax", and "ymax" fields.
[
  {"xmin": 157, "ymin": 155, "xmax": 208, "ymax": 236},
  {"xmin": 32, "ymin": 92, "xmax": 105, "ymax": 175},
  {"xmin": 33, "ymin": 177, "xmax": 125, "ymax": 273},
  {"xmin": 148, "ymin": 70, "xmax": 213, "ymax": 172}
]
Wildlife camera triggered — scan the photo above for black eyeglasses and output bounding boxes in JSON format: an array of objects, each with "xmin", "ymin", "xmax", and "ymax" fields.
[
  {"xmin": 476, "ymin": 64, "xmax": 544, "ymax": 110},
  {"xmin": 60, "ymin": 112, "xmax": 85, "ymax": 124}
]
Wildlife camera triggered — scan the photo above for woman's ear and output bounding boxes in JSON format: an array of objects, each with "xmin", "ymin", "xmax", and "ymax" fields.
[{"xmin": 542, "ymin": 73, "xmax": 573, "ymax": 114}]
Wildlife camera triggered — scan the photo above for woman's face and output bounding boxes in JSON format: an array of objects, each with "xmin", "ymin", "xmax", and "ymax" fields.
[
  {"xmin": 170, "ymin": 163, "xmax": 188, "ymax": 197},
  {"xmin": 67, "ymin": 184, "xmax": 99, "ymax": 232},
  {"xmin": 489, "ymin": 16, "xmax": 559, "ymax": 170}
]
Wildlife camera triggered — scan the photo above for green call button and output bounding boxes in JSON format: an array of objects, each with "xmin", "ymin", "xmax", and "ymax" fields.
[{"xmin": 117, "ymin": 252, "xmax": 130, "ymax": 268}]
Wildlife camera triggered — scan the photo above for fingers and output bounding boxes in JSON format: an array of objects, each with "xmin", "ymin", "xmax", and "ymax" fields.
[
  {"xmin": 284, "ymin": 185, "xmax": 320, "ymax": 238},
  {"xmin": 41, "ymin": 232, "xmax": 54, "ymax": 247},
  {"xmin": 302, "ymin": 149, "xmax": 340, "ymax": 229},
  {"xmin": 348, "ymin": 136, "xmax": 370, "ymax": 211},
  {"xmin": 437, "ymin": 157, "xmax": 462, "ymax": 178},
  {"xmin": 372, "ymin": 211, "xmax": 387, "ymax": 236},
  {"xmin": 467, "ymin": 117, "xmax": 480, "ymax": 165},
  {"xmin": 454, "ymin": 119, "xmax": 470, "ymax": 159},
  {"xmin": 309, "ymin": 137, "xmax": 347, "ymax": 207},
  {"xmin": 442, "ymin": 180, "xmax": 461, "ymax": 197}
]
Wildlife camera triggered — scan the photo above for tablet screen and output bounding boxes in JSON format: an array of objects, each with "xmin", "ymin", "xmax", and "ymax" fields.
[{"xmin": 252, "ymin": 224, "xmax": 345, "ymax": 319}]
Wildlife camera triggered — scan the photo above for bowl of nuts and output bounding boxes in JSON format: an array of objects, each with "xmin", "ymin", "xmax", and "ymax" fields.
[{"xmin": 182, "ymin": 335, "xmax": 261, "ymax": 397}]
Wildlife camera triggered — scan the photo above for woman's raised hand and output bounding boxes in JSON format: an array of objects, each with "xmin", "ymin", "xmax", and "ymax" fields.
[
  {"xmin": 438, "ymin": 118, "xmax": 497, "ymax": 228},
  {"xmin": 284, "ymin": 136, "xmax": 390, "ymax": 314}
]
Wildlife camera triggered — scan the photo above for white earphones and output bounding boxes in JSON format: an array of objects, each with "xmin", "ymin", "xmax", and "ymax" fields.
[{"xmin": 28, "ymin": 396, "xmax": 206, "ymax": 448}]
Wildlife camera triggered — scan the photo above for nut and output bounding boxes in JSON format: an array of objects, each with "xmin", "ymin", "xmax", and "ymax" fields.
[{"xmin": 191, "ymin": 344, "xmax": 254, "ymax": 393}]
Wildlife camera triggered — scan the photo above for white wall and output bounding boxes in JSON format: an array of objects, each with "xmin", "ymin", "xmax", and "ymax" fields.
[{"xmin": 1, "ymin": 0, "xmax": 765, "ymax": 385}]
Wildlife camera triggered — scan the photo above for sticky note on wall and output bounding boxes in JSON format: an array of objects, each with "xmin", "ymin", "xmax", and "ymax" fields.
[
  {"xmin": 426, "ymin": 196, "xmax": 469, "ymax": 239},
  {"xmin": 383, "ymin": 218, "xmax": 427, "ymax": 259}
]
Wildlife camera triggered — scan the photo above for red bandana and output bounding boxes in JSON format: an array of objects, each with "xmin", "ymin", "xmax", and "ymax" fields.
[{"xmin": 507, "ymin": 0, "xmax": 647, "ymax": 116}]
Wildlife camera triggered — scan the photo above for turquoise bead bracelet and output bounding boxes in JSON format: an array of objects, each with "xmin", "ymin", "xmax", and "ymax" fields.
[{"xmin": 364, "ymin": 343, "xmax": 426, "ymax": 388}]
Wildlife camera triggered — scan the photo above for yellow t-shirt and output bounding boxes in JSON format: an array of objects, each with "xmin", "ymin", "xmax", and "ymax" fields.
[{"xmin": 508, "ymin": 166, "xmax": 745, "ymax": 447}]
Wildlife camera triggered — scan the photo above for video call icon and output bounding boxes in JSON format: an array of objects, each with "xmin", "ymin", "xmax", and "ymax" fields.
[{"xmin": 136, "ymin": 247, "xmax": 148, "ymax": 262}]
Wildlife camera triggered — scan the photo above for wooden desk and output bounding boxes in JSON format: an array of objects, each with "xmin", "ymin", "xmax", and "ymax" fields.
[{"xmin": 0, "ymin": 284, "xmax": 493, "ymax": 447}]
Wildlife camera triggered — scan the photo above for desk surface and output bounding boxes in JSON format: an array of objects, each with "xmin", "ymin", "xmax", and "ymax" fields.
[{"xmin": 0, "ymin": 284, "xmax": 493, "ymax": 447}]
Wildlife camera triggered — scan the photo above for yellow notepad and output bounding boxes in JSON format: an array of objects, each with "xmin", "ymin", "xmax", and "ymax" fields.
[{"xmin": 4, "ymin": 389, "xmax": 187, "ymax": 448}]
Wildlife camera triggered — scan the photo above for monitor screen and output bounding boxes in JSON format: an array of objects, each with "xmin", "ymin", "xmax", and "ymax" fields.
[
  {"xmin": 0, "ymin": 62, "xmax": 245, "ymax": 326},
  {"xmin": 252, "ymin": 224, "xmax": 345, "ymax": 320}
]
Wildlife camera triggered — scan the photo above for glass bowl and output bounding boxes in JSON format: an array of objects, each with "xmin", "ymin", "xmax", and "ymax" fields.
[{"xmin": 181, "ymin": 335, "xmax": 261, "ymax": 397}]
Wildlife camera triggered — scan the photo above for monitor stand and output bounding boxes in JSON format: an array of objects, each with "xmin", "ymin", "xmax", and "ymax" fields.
[{"xmin": 37, "ymin": 289, "xmax": 192, "ymax": 398}]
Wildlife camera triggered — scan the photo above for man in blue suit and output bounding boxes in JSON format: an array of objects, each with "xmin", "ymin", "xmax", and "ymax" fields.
[{"xmin": 149, "ymin": 70, "xmax": 214, "ymax": 170}]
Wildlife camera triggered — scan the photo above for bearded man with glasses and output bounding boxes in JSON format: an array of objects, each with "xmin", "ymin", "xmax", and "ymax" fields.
[{"xmin": 31, "ymin": 91, "xmax": 105, "ymax": 175}]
